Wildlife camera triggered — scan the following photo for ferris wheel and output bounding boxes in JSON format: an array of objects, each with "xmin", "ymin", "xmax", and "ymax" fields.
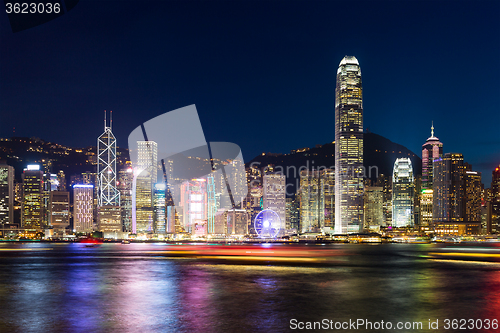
[{"xmin": 254, "ymin": 209, "xmax": 281, "ymax": 238}]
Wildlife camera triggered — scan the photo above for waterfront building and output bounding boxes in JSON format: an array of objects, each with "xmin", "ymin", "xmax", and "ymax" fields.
[
  {"xmin": 299, "ymin": 170, "xmax": 323, "ymax": 233},
  {"xmin": 153, "ymin": 183, "xmax": 166, "ymax": 234},
  {"xmin": 0, "ymin": 162, "xmax": 14, "ymax": 225},
  {"xmin": 364, "ymin": 186, "xmax": 384, "ymax": 230},
  {"xmin": 73, "ymin": 184, "xmax": 94, "ymax": 232},
  {"xmin": 488, "ymin": 166, "xmax": 500, "ymax": 233},
  {"xmin": 180, "ymin": 178, "xmax": 207, "ymax": 235},
  {"xmin": 464, "ymin": 167, "xmax": 482, "ymax": 227},
  {"xmin": 133, "ymin": 140, "xmax": 158, "ymax": 233},
  {"xmin": 226, "ymin": 209, "xmax": 248, "ymax": 235},
  {"xmin": 392, "ymin": 158, "xmax": 415, "ymax": 228},
  {"xmin": 21, "ymin": 165, "xmax": 43, "ymax": 229},
  {"xmin": 421, "ymin": 123, "xmax": 443, "ymax": 189},
  {"xmin": 420, "ymin": 123, "xmax": 443, "ymax": 230},
  {"xmin": 97, "ymin": 205, "xmax": 122, "ymax": 233},
  {"xmin": 263, "ymin": 173, "xmax": 286, "ymax": 233},
  {"xmin": 433, "ymin": 153, "xmax": 480, "ymax": 235},
  {"xmin": 118, "ymin": 167, "xmax": 133, "ymax": 232},
  {"xmin": 97, "ymin": 111, "xmax": 121, "ymax": 232},
  {"xmin": 49, "ymin": 191, "xmax": 70, "ymax": 234},
  {"xmin": 335, "ymin": 56, "xmax": 364, "ymax": 234}
]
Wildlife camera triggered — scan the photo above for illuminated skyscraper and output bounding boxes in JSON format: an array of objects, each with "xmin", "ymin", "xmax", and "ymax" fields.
[
  {"xmin": 432, "ymin": 153, "xmax": 480, "ymax": 235},
  {"xmin": 420, "ymin": 123, "xmax": 443, "ymax": 230},
  {"xmin": 118, "ymin": 166, "xmax": 133, "ymax": 232},
  {"xmin": 180, "ymin": 178, "xmax": 207, "ymax": 235},
  {"xmin": 299, "ymin": 170, "xmax": 324, "ymax": 233},
  {"xmin": 364, "ymin": 186, "xmax": 384, "ymax": 230},
  {"xmin": 421, "ymin": 123, "xmax": 443, "ymax": 190},
  {"xmin": 153, "ymin": 183, "xmax": 166, "ymax": 234},
  {"xmin": 0, "ymin": 162, "xmax": 14, "ymax": 225},
  {"xmin": 97, "ymin": 111, "xmax": 120, "ymax": 206},
  {"xmin": 392, "ymin": 158, "xmax": 415, "ymax": 228},
  {"xmin": 488, "ymin": 166, "xmax": 500, "ymax": 233},
  {"xmin": 464, "ymin": 167, "xmax": 482, "ymax": 226},
  {"xmin": 49, "ymin": 191, "xmax": 70, "ymax": 234},
  {"xmin": 73, "ymin": 184, "xmax": 94, "ymax": 233},
  {"xmin": 133, "ymin": 140, "xmax": 158, "ymax": 233},
  {"xmin": 335, "ymin": 56, "xmax": 364, "ymax": 234},
  {"xmin": 263, "ymin": 173, "xmax": 286, "ymax": 233},
  {"xmin": 207, "ymin": 175, "xmax": 217, "ymax": 234},
  {"xmin": 21, "ymin": 165, "xmax": 43, "ymax": 229}
]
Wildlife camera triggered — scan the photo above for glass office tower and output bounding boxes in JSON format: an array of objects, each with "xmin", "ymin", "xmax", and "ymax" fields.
[{"xmin": 335, "ymin": 56, "xmax": 363, "ymax": 234}]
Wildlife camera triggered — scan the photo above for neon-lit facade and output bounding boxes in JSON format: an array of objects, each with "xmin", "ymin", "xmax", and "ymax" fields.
[
  {"xmin": 335, "ymin": 56, "xmax": 364, "ymax": 234},
  {"xmin": 392, "ymin": 158, "xmax": 414, "ymax": 228}
]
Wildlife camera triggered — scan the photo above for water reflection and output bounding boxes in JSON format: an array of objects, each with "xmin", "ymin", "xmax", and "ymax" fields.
[{"xmin": 0, "ymin": 243, "xmax": 498, "ymax": 333}]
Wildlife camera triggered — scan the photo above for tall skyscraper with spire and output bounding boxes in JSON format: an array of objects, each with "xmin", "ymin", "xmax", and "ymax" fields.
[
  {"xmin": 335, "ymin": 56, "xmax": 364, "ymax": 234},
  {"xmin": 97, "ymin": 111, "xmax": 120, "ymax": 207},
  {"xmin": 97, "ymin": 111, "xmax": 122, "ymax": 234},
  {"xmin": 420, "ymin": 123, "xmax": 443, "ymax": 231},
  {"xmin": 421, "ymin": 122, "xmax": 443, "ymax": 190}
]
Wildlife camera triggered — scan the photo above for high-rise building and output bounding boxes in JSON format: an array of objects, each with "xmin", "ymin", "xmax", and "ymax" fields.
[
  {"xmin": 21, "ymin": 165, "xmax": 44, "ymax": 229},
  {"xmin": 322, "ymin": 169, "xmax": 335, "ymax": 229},
  {"xmin": 464, "ymin": 167, "xmax": 482, "ymax": 226},
  {"xmin": 97, "ymin": 205, "xmax": 122, "ymax": 234},
  {"xmin": 180, "ymin": 178, "xmax": 207, "ymax": 235},
  {"xmin": 420, "ymin": 189, "xmax": 433, "ymax": 233},
  {"xmin": 263, "ymin": 173, "xmax": 286, "ymax": 233},
  {"xmin": 392, "ymin": 158, "xmax": 415, "ymax": 228},
  {"xmin": 97, "ymin": 111, "xmax": 120, "ymax": 207},
  {"xmin": 433, "ymin": 153, "xmax": 480, "ymax": 235},
  {"xmin": 153, "ymin": 183, "xmax": 166, "ymax": 234},
  {"xmin": 73, "ymin": 184, "xmax": 94, "ymax": 233},
  {"xmin": 335, "ymin": 56, "xmax": 364, "ymax": 234},
  {"xmin": 421, "ymin": 123, "xmax": 443, "ymax": 190},
  {"xmin": 364, "ymin": 186, "xmax": 384, "ymax": 230},
  {"xmin": 97, "ymin": 111, "xmax": 121, "ymax": 233},
  {"xmin": 375, "ymin": 174, "xmax": 392, "ymax": 225},
  {"xmin": 286, "ymin": 194, "xmax": 300, "ymax": 231},
  {"xmin": 299, "ymin": 170, "xmax": 324, "ymax": 233},
  {"xmin": 0, "ymin": 162, "xmax": 14, "ymax": 225},
  {"xmin": 118, "ymin": 167, "xmax": 133, "ymax": 232},
  {"xmin": 226, "ymin": 209, "xmax": 248, "ymax": 235},
  {"xmin": 49, "ymin": 191, "xmax": 70, "ymax": 234},
  {"xmin": 133, "ymin": 140, "xmax": 158, "ymax": 233},
  {"xmin": 488, "ymin": 166, "xmax": 500, "ymax": 233},
  {"xmin": 57, "ymin": 170, "xmax": 66, "ymax": 191},
  {"xmin": 207, "ymin": 175, "xmax": 217, "ymax": 234},
  {"xmin": 420, "ymin": 123, "xmax": 443, "ymax": 230}
]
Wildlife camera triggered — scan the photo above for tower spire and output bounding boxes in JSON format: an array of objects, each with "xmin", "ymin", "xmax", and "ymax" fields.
[
  {"xmin": 110, "ymin": 110, "xmax": 112, "ymax": 130},
  {"xmin": 104, "ymin": 110, "xmax": 107, "ymax": 129},
  {"xmin": 431, "ymin": 121, "xmax": 434, "ymax": 137}
]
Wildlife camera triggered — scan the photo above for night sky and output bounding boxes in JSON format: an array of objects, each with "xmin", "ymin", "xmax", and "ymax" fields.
[{"xmin": 1, "ymin": 0, "xmax": 499, "ymax": 184}]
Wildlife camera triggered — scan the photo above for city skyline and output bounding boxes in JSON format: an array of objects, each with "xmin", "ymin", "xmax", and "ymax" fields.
[{"xmin": 1, "ymin": 1, "xmax": 498, "ymax": 186}]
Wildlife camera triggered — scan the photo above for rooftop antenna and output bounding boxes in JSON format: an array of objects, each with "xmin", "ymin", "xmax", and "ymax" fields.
[
  {"xmin": 110, "ymin": 110, "xmax": 112, "ymax": 130},
  {"xmin": 104, "ymin": 110, "xmax": 107, "ymax": 129},
  {"xmin": 431, "ymin": 121, "xmax": 434, "ymax": 137}
]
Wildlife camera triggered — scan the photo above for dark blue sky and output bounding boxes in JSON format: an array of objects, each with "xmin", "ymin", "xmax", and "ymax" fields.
[{"xmin": 1, "ymin": 0, "xmax": 499, "ymax": 184}]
